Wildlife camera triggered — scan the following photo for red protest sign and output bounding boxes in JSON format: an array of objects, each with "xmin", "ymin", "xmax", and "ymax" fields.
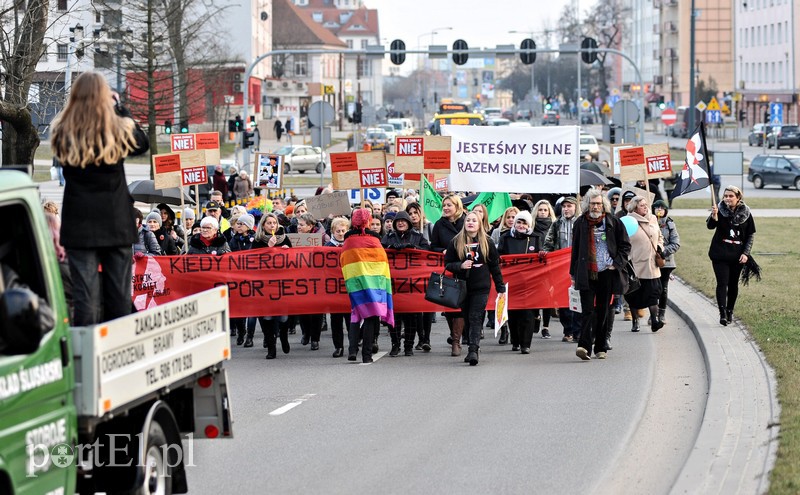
[
  {"xmin": 646, "ymin": 154, "xmax": 671, "ymax": 175},
  {"xmin": 330, "ymin": 152, "xmax": 359, "ymax": 173},
  {"xmin": 182, "ymin": 166, "xmax": 208, "ymax": 186},
  {"xmin": 359, "ymin": 167, "xmax": 387, "ymax": 188},
  {"xmin": 424, "ymin": 150, "xmax": 451, "ymax": 170},
  {"xmin": 396, "ymin": 137, "xmax": 424, "ymax": 156},
  {"xmin": 153, "ymin": 154, "xmax": 181, "ymax": 174},
  {"xmin": 195, "ymin": 132, "xmax": 220, "ymax": 149},
  {"xmin": 170, "ymin": 134, "xmax": 196, "ymax": 152},
  {"xmin": 618, "ymin": 147, "xmax": 645, "ymax": 167}
]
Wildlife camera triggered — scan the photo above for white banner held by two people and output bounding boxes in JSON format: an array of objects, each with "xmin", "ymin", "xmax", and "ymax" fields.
[{"xmin": 442, "ymin": 125, "xmax": 581, "ymax": 193}]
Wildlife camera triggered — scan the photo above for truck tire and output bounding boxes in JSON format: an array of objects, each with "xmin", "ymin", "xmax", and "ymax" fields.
[{"xmin": 112, "ymin": 420, "xmax": 173, "ymax": 495}]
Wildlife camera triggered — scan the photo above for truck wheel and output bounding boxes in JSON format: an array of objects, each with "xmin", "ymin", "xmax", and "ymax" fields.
[{"xmin": 136, "ymin": 421, "xmax": 173, "ymax": 495}]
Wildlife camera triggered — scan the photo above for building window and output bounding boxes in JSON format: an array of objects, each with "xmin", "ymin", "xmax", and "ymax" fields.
[
  {"xmin": 346, "ymin": 39, "xmax": 353, "ymax": 49},
  {"xmin": 777, "ymin": 23, "xmax": 781, "ymax": 44},
  {"xmin": 778, "ymin": 61, "xmax": 783, "ymax": 83},
  {"xmin": 361, "ymin": 39, "xmax": 368, "ymax": 49},
  {"xmin": 294, "ymin": 54, "xmax": 308, "ymax": 76},
  {"xmin": 57, "ymin": 43, "xmax": 68, "ymax": 62},
  {"xmin": 57, "ymin": 0, "xmax": 67, "ymax": 11},
  {"xmin": 770, "ymin": 24, "xmax": 774, "ymax": 44},
  {"xmin": 357, "ymin": 58, "xmax": 371, "ymax": 78}
]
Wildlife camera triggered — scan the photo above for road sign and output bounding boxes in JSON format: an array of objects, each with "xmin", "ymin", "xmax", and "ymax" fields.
[
  {"xmin": 581, "ymin": 99, "xmax": 591, "ymax": 110},
  {"xmin": 770, "ymin": 102, "xmax": 783, "ymax": 125},
  {"xmin": 601, "ymin": 103, "xmax": 612, "ymax": 115},
  {"xmin": 661, "ymin": 108, "xmax": 677, "ymax": 126},
  {"xmin": 707, "ymin": 97, "xmax": 721, "ymax": 111},
  {"xmin": 308, "ymin": 101, "xmax": 335, "ymax": 127},
  {"xmin": 695, "ymin": 101, "xmax": 707, "ymax": 112},
  {"xmin": 611, "ymin": 100, "xmax": 639, "ymax": 127},
  {"xmin": 705, "ymin": 110, "xmax": 722, "ymax": 124}
]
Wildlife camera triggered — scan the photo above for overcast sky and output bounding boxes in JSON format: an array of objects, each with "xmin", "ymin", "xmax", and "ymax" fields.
[{"xmin": 366, "ymin": 0, "xmax": 576, "ymax": 51}]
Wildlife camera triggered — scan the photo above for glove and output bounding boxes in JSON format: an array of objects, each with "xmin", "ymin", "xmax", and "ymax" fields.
[{"xmin": 133, "ymin": 251, "xmax": 145, "ymax": 261}]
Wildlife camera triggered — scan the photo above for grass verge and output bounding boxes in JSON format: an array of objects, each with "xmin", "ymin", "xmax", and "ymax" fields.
[
  {"xmin": 674, "ymin": 216, "xmax": 800, "ymax": 494},
  {"xmin": 671, "ymin": 197, "xmax": 800, "ymax": 209}
]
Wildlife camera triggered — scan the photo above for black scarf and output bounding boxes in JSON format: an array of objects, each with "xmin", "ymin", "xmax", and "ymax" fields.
[{"xmin": 718, "ymin": 201, "xmax": 751, "ymax": 226}]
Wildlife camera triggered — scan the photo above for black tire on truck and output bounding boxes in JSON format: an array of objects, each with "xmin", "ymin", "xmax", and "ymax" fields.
[{"xmin": 136, "ymin": 420, "xmax": 173, "ymax": 495}]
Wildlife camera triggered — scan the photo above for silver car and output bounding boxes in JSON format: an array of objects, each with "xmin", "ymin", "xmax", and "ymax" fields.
[{"xmin": 275, "ymin": 145, "xmax": 325, "ymax": 174}]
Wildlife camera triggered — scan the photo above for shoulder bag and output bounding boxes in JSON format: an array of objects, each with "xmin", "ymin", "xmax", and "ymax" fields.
[
  {"xmin": 624, "ymin": 259, "xmax": 641, "ymax": 294},
  {"xmin": 425, "ymin": 270, "xmax": 467, "ymax": 309}
]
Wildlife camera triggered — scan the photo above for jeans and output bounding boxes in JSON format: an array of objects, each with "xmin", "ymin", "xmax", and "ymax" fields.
[
  {"xmin": 462, "ymin": 292, "xmax": 490, "ymax": 349},
  {"xmin": 712, "ymin": 261, "xmax": 743, "ymax": 311},
  {"xmin": 577, "ymin": 269, "xmax": 614, "ymax": 356},
  {"xmin": 557, "ymin": 308, "xmax": 582, "ymax": 339},
  {"xmin": 67, "ymin": 246, "xmax": 132, "ymax": 326}
]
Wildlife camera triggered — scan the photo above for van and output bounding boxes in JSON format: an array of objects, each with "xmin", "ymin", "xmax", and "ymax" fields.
[{"xmin": 388, "ymin": 117, "xmax": 414, "ymax": 136}]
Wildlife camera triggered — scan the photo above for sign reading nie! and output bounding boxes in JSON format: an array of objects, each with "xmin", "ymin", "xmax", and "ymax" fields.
[
  {"xmin": 392, "ymin": 135, "xmax": 452, "ymax": 175},
  {"xmin": 182, "ymin": 166, "xmax": 207, "ymax": 186}
]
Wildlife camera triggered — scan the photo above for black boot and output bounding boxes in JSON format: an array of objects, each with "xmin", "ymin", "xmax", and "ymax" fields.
[
  {"xmin": 265, "ymin": 345, "xmax": 276, "ymax": 359},
  {"xmin": 726, "ymin": 308, "xmax": 734, "ymax": 324},
  {"xmin": 243, "ymin": 336, "xmax": 254, "ymax": 347},
  {"xmin": 279, "ymin": 328, "xmax": 290, "ymax": 354},
  {"xmin": 658, "ymin": 308, "xmax": 667, "ymax": 325},
  {"xmin": 631, "ymin": 315, "xmax": 640, "ymax": 332},
  {"xmin": 649, "ymin": 305, "xmax": 663, "ymax": 332},
  {"xmin": 719, "ymin": 307, "xmax": 728, "ymax": 326},
  {"xmin": 466, "ymin": 346, "xmax": 479, "ymax": 366},
  {"xmin": 498, "ymin": 327, "xmax": 509, "ymax": 345},
  {"xmin": 236, "ymin": 334, "xmax": 245, "ymax": 346},
  {"xmin": 389, "ymin": 344, "xmax": 400, "ymax": 357}
]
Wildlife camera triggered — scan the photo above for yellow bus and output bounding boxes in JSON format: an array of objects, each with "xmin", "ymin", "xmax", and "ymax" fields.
[{"xmin": 429, "ymin": 112, "xmax": 485, "ymax": 135}]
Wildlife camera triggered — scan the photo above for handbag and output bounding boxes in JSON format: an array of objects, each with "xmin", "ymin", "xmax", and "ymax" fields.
[
  {"xmin": 624, "ymin": 259, "xmax": 641, "ymax": 295},
  {"xmin": 650, "ymin": 238, "xmax": 666, "ymax": 268},
  {"xmin": 425, "ymin": 271, "xmax": 466, "ymax": 309}
]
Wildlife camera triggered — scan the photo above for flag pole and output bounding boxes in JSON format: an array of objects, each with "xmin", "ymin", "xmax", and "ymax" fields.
[{"xmin": 698, "ymin": 120, "xmax": 716, "ymax": 206}]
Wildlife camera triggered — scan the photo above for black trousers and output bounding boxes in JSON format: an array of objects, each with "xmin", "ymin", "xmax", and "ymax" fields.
[
  {"xmin": 299, "ymin": 314, "xmax": 323, "ymax": 343},
  {"xmin": 508, "ymin": 309, "xmax": 535, "ymax": 348},
  {"xmin": 330, "ymin": 312, "xmax": 350, "ymax": 350},
  {"xmin": 462, "ymin": 292, "xmax": 490, "ymax": 349},
  {"xmin": 577, "ymin": 269, "xmax": 614, "ymax": 356},
  {"xmin": 712, "ymin": 261, "xmax": 743, "ymax": 311},
  {"xmin": 389, "ymin": 313, "xmax": 419, "ymax": 350},
  {"xmin": 348, "ymin": 317, "xmax": 378, "ymax": 362},
  {"xmin": 68, "ymin": 246, "xmax": 132, "ymax": 325},
  {"xmin": 658, "ymin": 267, "xmax": 675, "ymax": 310}
]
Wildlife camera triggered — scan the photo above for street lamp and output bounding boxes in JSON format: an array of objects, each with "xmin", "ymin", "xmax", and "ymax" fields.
[{"xmin": 64, "ymin": 23, "xmax": 84, "ymax": 99}]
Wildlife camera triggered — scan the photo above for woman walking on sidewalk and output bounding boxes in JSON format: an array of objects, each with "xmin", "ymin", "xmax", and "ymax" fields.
[
  {"xmin": 707, "ymin": 186, "xmax": 756, "ymax": 326},
  {"xmin": 624, "ymin": 196, "xmax": 664, "ymax": 332},
  {"xmin": 653, "ymin": 200, "xmax": 680, "ymax": 325}
]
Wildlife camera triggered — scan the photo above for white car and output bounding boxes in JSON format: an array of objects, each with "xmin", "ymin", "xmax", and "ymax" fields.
[
  {"xmin": 376, "ymin": 124, "xmax": 397, "ymax": 145},
  {"xmin": 579, "ymin": 134, "xmax": 600, "ymax": 161},
  {"xmin": 274, "ymin": 145, "xmax": 325, "ymax": 174},
  {"xmin": 487, "ymin": 118, "xmax": 511, "ymax": 126}
]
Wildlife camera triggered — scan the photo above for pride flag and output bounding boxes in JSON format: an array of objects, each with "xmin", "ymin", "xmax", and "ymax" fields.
[{"xmin": 340, "ymin": 234, "xmax": 395, "ymax": 327}]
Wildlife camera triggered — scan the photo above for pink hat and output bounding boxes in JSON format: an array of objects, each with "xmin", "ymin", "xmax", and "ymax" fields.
[{"xmin": 350, "ymin": 208, "xmax": 372, "ymax": 230}]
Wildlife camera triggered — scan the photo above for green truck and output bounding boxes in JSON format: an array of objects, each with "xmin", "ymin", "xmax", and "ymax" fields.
[{"xmin": 0, "ymin": 170, "xmax": 233, "ymax": 494}]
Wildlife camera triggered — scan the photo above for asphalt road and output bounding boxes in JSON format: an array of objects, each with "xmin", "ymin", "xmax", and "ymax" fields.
[{"xmin": 184, "ymin": 308, "xmax": 706, "ymax": 495}]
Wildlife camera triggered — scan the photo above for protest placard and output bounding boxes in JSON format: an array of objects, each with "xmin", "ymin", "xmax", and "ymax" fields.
[
  {"xmin": 330, "ymin": 150, "xmax": 387, "ymax": 191},
  {"xmin": 443, "ymin": 125, "xmax": 580, "ymax": 193},
  {"xmin": 287, "ymin": 232, "xmax": 326, "ymax": 247},
  {"xmin": 254, "ymin": 153, "xmax": 283, "ymax": 189},
  {"xmin": 305, "ymin": 191, "xmax": 352, "ymax": 219},
  {"xmin": 619, "ymin": 143, "xmax": 672, "ymax": 181},
  {"xmin": 152, "ymin": 150, "xmax": 205, "ymax": 189},
  {"xmin": 393, "ymin": 136, "xmax": 451, "ymax": 174}
]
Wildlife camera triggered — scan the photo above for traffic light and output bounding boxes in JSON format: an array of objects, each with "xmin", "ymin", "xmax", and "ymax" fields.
[
  {"xmin": 227, "ymin": 119, "xmax": 236, "ymax": 132},
  {"xmin": 764, "ymin": 111, "xmax": 769, "ymax": 124},
  {"xmin": 658, "ymin": 95, "xmax": 666, "ymax": 110},
  {"xmin": 581, "ymin": 37, "xmax": 599, "ymax": 64},
  {"xmin": 434, "ymin": 92, "xmax": 439, "ymax": 103},
  {"xmin": 739, "ymin": 109, "xmax": 747, "ymax": 122},
  {"xmin": 180, "ymin": 120, "xmax": 189, "ymax": 133},
  {"xmin": 452, "ymin": 39, "xmax": 468, "ymax": 66},
  {"xmin": 249, "ymin": 116, "xmax": 256, "ymax": 129},
  {"xmin": 234, "ymin": 115, "xmax": 243, "ymax": 132},
  {"xmin": 390, "ymin": 39, "xmax": 406, "ymax": 65},
  {"xmin": 352, "ymin": 102, "xmax": 362, "ymax": 124},
  {"xmin": 241, "ymin": 129, "xmax": 255, "ymax": 149},
  {"xmin": 520, "ymin": 38, "xmax": 536, "ymax": 65},
  {"xmin": 164, "ymin": 120, "xmax": 172, "ymax": 134}
]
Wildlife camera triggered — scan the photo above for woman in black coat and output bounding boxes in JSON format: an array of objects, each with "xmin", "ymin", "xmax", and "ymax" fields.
[
  {"xmin": 444, "ymin": 211, "xmax": 506, "ymax": 366},
  {"xmin": 707, "ymin": 186, "xmax": 756, "ymax": 325},
  {"xmin": 497, "ymin": 210, "xmax": 539, "ymax": 354},
  {"xmin": 430, "ymin": 194, "xmax": 466, "ymax": 346},
  {"xmin": 51, "ymin": 71, "xmax": 149, "ymax": 325}
]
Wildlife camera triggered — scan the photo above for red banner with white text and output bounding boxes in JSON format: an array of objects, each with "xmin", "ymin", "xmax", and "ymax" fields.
[{"xmin": 132, "ymin": 247, "xmax": 572, "ymax": 317}]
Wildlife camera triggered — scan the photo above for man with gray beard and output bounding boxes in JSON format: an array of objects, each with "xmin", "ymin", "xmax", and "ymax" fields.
[{"xmin": 569, "ymin": 189, "xmax": 631, "ymax": 361}]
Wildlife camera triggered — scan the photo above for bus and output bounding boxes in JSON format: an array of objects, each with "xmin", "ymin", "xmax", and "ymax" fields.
[
  {"xmin": 438, "ymin": 100, "xmax": 471, "ymax": 114},
  {"xmin": 429, "ymin": 111, "xmax": 485, "ymax": 135}
]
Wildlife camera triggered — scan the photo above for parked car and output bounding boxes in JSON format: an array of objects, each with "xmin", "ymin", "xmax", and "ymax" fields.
[
  {"xmin": 579, "ymin": 133, "xmax": 600, "ymax": 161},
  {"xmin": 483, "ymin": 107, "xmax": 502, "ymax": 119},
  {"xmin": 580, "ymin": 111, "xmax": 595, "ymax": 125},
  {"xmin": 376, "ymin": 123, "xmax": 397, "ymax": 145},
  {"xmin": 275, "ymin": 145, "xmax": 325, "ymax": 174},
  {"xmin": 501, "ymin": 110, "xmax": 515, "ymax": 121},
  {"xmin": 364, "ymin": 129, "xmax": 390, "ymax": 150},
  {"xmin": 747, "ymin": 123, "xmax": 771, "ymax": 146},
  {"xmin": 747, "ymin": 154, "xmax": 800, "ymax": 189},
  {"xmin": 516, "ymin": 109, "xmax": 532, "ymax": 121},
  {"xmin": 767, "ymin": 124, "xmax": 800, "ymax": 149},
  {"xmin": 542, "ymin": 111, "xmax": 560, "ymax": 126}
]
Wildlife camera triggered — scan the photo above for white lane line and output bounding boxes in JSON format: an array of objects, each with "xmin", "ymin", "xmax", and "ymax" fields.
[
  {"xmin": 359, "ymin": 351, "xmax": 387, "ymax": 365},
  {"xmin": 269, "ymin": 393, "xmax": 316, "ymax": 416}
]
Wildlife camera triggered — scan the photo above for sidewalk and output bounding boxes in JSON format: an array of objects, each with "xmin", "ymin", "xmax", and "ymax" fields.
[{"xmin": 666, "ymin": 279, "xmax": 779, "ymax": 494}]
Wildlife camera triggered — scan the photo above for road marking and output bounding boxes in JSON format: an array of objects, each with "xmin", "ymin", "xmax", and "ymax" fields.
[
  {"xmin": 269, "ymin": 393, "xmax": 316, "ymax": 416},
  {"xmin": 359, "ymin": 351, "xmax": 386, "ymax": 365}
]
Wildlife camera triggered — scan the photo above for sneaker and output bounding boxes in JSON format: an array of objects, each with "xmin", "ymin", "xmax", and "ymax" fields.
[
  {"xmin": 389, "ymin": 344, "xmax": 400, "ymax": 357},
  {"xmin": 422, "ymin": 343, "xmax": 431, "ymax": 352},
  {"xmin": 596, "ymin": 352, "xmax": 607, "ymax": 360},
  {"xmin": 541, "ymin": 328, "xmax": 551, "ymax": 339},
  {"xmin": 404, "ymin": 349, "xmax": 414, "ymax": 356},
  {"xmin": 414, "ymin": 343, "xmax": 423, "ymax": 351},
  {"xmin": 576, "ymin": 347, "xmax": 591, "ymax": 361},
  {"xmin": 623, "ymin": 310, "xmax": 632, "ymax": 321},
  {"xmin": 371, "ymin": 343, "xmax": 379, "ymax": 354},
  {"xmin": 562, "ymin": 335, "xmax": 573, "ymax": 343}
]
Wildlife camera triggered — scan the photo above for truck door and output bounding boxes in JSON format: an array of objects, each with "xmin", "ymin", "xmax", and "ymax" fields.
[{"xmin": 0, "ymin": 199, "xmax": 75, "ymax": 494}]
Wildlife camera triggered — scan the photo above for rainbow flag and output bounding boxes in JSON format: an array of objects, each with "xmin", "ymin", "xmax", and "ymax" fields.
[{"xmin": 340, "ymin": 234, "xmax": 394, "ymax": 327}]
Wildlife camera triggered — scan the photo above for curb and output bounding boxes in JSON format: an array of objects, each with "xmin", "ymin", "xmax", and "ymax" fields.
[{"xmin": 666, "ymin": 279, "xmax": 780, "ymax": 494}]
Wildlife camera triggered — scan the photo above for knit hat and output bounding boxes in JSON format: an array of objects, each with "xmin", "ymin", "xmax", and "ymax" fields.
[
  {"xmin": 621, "ymin": 190, "xmax": 636, "ymax": 203},
  {"xmin": 145, "ymin": 210, "xmax": 162, "ymax": 228},
  {"xmin": 513, "ymin": 210, "xmax": 533, "ymax": 226},
  {"xmin": 237, "ymin": 214, "xmax": 255, "ymax": 230},
  {"xmin": 383, "ymin": 211, "xmax": 397, "ymax": 223},
  {"xmin": 652, "ymin": 199, "xmax": 669, "ymax": 212},
  {"xmin": 183, "ymin": 208, "xmax": 196, "ymax": 221},
  {"xmin": 351, "ymin": 208, "xmax": 372, "ymax": 230}
]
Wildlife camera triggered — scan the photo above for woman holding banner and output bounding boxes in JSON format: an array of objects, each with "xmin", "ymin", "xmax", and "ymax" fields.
[
  {"xmin": 707, "ymin": 186, "xmax": 756, "ymax": 326},
  {"xmin": 252, "ymin": 213, "xmax": 292, "ymax": 358},
  {"xmin": 445, "ymin": 211, "xmax": 505, "ymax": 366},
  {"xmin": 498, "ymin": 210, "xmax": 537, "ymax": 354},
  {"xmin": 406, "ymin": 201, "xmax": 435, "ymax": 349},
  {"xmin": 532, "ymin": 200, "xmax": 556, "ymax": 339},
  {"xmin": 325, "ymin": 217, "xmax": 351, "ymax": 358},
  {"xmin": 431, "ymin": 194, "xmax": 466, "ymax": 348}
]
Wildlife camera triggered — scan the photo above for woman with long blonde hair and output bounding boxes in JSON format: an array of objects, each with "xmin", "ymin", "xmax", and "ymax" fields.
[
  {"xmin": 50, "ymin": 71, "xmax": 149, "ymax": 325},
  {"xmin": 444, "ymin": 211, "xmax": 505, "ymax": 365}
]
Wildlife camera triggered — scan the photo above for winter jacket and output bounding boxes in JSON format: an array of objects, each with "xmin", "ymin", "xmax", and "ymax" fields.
[
  {"xmin": 657, "ymin": 216, "xmax": 680, "ymax": 268},
  {"xmin": 60, "ymin": 105, "xmax": 149, "ymax": 249},
  {"xmin": 497, "ymin": 229, "xmax": 540, "ymax": 255},
  {"xmin": 212, "ymin": 170, "xmax": 228, "ymax": 198},
  {"xmin": 152, "ymin": 227, "xmax": 179, "ymax": 255},
  {"xmin": 134, "ymin": 226, "xmax": 161, "ymax": 256},
  {"xmin": 187, "ymin": 234, "xmax": 231, "ymax": 255},
  {"xmin": 229, "ymin": 229, "xmax": 257, "ymax": 251},
  {"xmin": 429, "ymin": 214, "xmax": 464, "ymax": 253},
  {"xmin": 233, "ymin": 176, "xmax": 253, "ymax": 199},
  {"xmin": 627, "ymin": 212, "xmax": 664, "ymax": 281},
  {"xmin": 543, "ymin": 215, "xmax": 577, "ymax": 251},
  {"xmin": 570, "ymin": 213, "xmax": 631, "ymax": 293},
  {"xmin": 381, "ymin": 211, "xmax": 430, "ymax": 250},
  {"xmin": 490, "ymin": 226, "xmax": 511, "ymax": 247},
  {"xmin": 444, "ymin": 235, "xmax": 505, "ymax": 295},
  {"xmin": 706, "ymin": 201, "xmax": 756, "ymax": 263}
]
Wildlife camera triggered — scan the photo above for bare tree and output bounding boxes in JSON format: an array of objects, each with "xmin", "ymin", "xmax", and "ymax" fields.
[
  {"xmin": 583, "ymin": 0, "xmax": 630, "ymax": 100},
  {"xmin": 0, "ymin": 0, "xmax": 49, "ymax": 166}
]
